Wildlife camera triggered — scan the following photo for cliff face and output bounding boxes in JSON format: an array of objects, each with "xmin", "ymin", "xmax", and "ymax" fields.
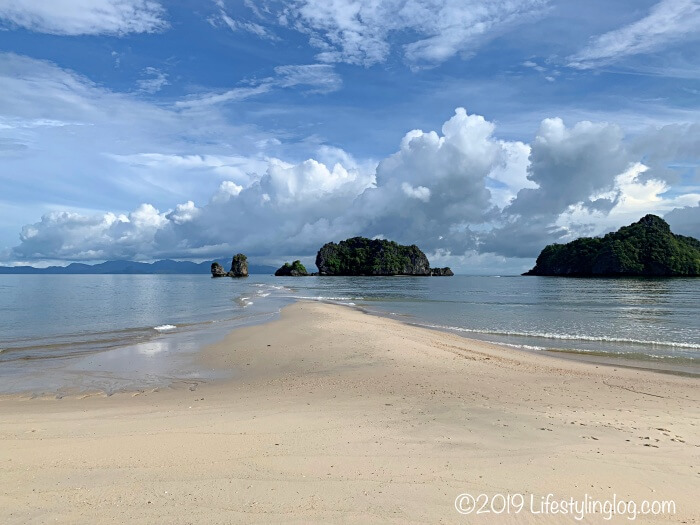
[
  {"xmin": 315, "ymin": 237, "xmax": 431, "ymax": 276},
  {"xmin": 525, "ymin": 215, "xmax": 700, "ymax": 277}
]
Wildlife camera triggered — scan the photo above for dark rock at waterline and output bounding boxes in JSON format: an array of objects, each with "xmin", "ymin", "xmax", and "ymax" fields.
[
  {"xmin": 430, "ymin": 267, "xmax": 454, "ymax": 276},
  {"xmin": 275, "ymin": 260, "xmax": 309, "ymax": 276},
  {"xmin": 211, "ymin": 262, "xmax": 228, "ymax": 278},
  {"xmin": 211, "ymin": 254, "xmax": 249, "ymax": 278}
]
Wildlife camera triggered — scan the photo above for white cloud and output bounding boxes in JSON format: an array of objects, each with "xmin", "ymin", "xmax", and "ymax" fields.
[
  {"xmin": 509, "ymin": 117, "xmax": 629, "ymax": 216},
  {"xmin": 5, "ymin": 97, "xmax": 700, "ymax": 268},
  {"xmin": 168, "ymin": 201, "xmax": 200, "ymax": 225},
  {"xmin": 136, "ymin": 67, "xmax": 169, "ymax": 94},
  {"xmin": 569, "ymin": 0, "xmax": 700, "ymax": 69},
  {"xmin": 401, "ymin": 183, "xmax": 431, "ymax": 202},
  {"xmin": 212, "ymin": 181, "xmax": 243, "ymax": 202},
  {"xmin": 486, "ymin": 140, "xmax": 535, "ymax": 209},
  {"xmin": 175, "ymin": 64, "xmax": 341, "ymax": 108},
  {"xmin": 14, "ymin": 204, "xmax": 167, "ymax": 261},
  {"xmin": 273, "ymin": 64, "xmax": 342, "ymax": 93},
  {"xmin": 0, "ymin": 0, "xmax": 168, "ymax": 36},
  {"xmin": 209, "ymin": 0, "xmax": 277, "ymax": 40},
  {"xmin": 175, "ymin": 84, "xmax": 273, "ymax": 109},
  {"xmin": 280, "ymin": 0, "xmax": 549, "ymax": 67},
  {"xmin": 108, "ymin": 153, "xmax": 265, "ymax": 183},
  {"xmin": 0, "ymin": 51, "xmax": 284, "ymax": 253},
  {"xmin": 554, "ymin": 163, "xmax": 700, "ymax": 237}
]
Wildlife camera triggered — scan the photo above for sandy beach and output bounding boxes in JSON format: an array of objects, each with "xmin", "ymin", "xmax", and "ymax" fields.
[{"xmin": 1, "ymin": 301, "xmax": 698, "ymax": 524}]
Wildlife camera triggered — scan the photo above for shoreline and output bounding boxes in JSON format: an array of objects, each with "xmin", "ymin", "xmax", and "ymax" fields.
[
  {"xmin": 2, "ymin": 297, "xmax": 698, "ymax": 400},
  {"xmin": 353, "ymin": 302, "xmax": 700, "ymax": 378},
  {"xmin": 1, "ymin": 301, "xmax": 698, "ymax": 523}
]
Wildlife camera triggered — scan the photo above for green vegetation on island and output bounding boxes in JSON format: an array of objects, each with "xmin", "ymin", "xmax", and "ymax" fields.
[
  {"xmin": 275, "ymin": 260, "xmax": 309, "ymax": 276},
  {"xmin": 315, "ymin": 237, "xmax": 432, "ymax": 276},
  {"xmin": 524, "ymin": 214, "xmax": 700, "ymax": 277},
  {"xmin": 211, "ymin": 238, "xmax": 453, "ymax": 278}
]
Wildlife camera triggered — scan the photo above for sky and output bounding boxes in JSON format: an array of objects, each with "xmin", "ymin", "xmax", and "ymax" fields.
[{"xmin": 0, "ymin": 0, "xmax": 698, "ymax": 274}]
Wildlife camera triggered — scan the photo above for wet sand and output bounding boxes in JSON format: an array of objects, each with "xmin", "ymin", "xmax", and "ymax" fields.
[{"xmin": 1, "ymin": 301, "xmax": 698, "ymax": 523}]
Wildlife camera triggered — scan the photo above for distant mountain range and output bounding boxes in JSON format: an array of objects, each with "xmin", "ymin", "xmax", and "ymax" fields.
[{"xmin": 0, "ymin": 259, "xmax": 277, "ymax": 275}]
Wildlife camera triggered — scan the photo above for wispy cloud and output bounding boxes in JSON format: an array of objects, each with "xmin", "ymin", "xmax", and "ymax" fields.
[
  {"xmin": 208, "ymin": 0, "xmax": 277, "ymax": 40},
  {"xmin": 136, "ymin": 67, "xmax": 169, "ymax": 94},
  {"xmin": 176, "ymin": 64, "xmax": 341, "ymax": 108},
  {"xmin": 279, "ymin": 0, "xmax": 549, "ymax": 68},
  {"xmin": 273, "ymin": 64, "xmax": 342, "ymax": 93},
  {"xmin": 569, "ymin": 0, "xmax": 700, "ymax": 69},
  {"xmin": 0, "ymin": 0, "xmax": 168, "ymax": 36}
]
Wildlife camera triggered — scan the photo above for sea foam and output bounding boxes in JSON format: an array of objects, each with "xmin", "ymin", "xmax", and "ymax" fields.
[{"xmin": 153, "ymin": 324, "xmax": 177, "ymax": 332}]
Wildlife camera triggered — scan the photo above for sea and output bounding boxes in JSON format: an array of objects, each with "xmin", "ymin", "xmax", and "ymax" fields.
[{"xmin": 1, "ymin": 274, "xmax": 698, "ymax": 395}]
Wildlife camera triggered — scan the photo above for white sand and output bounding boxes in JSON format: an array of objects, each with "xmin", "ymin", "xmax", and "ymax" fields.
[{"xmin": 1, "ymin": 301, "xmax": 698, "ymax": 524}]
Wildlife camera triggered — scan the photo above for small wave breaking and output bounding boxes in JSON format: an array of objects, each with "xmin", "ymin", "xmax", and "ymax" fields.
[
  {"xmin": 153, "ymin": 325, "xmax": 176, "ymax": 332},
  {"xmin": 420, "ymin": 323, "xmax": 700, "ymax": 350}
]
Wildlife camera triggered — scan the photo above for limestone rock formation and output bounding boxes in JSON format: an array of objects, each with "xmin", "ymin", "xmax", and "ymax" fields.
[
  {"xmin": 211, "ymin": 262, "xmax": 228, "ymax": 278},
  {"xmin": 229, "ymin": 254, "xmax": 249, "ymax": 277},
  {"xmin": 210, "ymin": 254, "xmax": 249, "ymax": 277}
]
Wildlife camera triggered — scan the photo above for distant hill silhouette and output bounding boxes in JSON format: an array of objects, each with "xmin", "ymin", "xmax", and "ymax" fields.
[{"xmin": 0, "ymin": 259, "xmax": 277, "ymax": 275}]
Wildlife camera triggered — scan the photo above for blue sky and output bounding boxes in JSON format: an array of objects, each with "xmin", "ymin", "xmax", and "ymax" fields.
[{"xmin": 0, "ymin": 0, "xmax": 699, "ymax": 273}]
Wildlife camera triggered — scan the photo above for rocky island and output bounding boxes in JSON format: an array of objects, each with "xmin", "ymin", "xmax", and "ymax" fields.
[
  {"xmin": 315, "ymin": 237, "xmax": 451, "ymax": 276},
  {"xmin": 524, "ymin": 214, "xmax": 700, "ymax": 277},
  {"xmin": 275, "ymin": 260, "xmax": 309, "ymax": 276},
  {"xmin": 211, "ymin": 253, "xmax": 249, "ymax": 278},
  {"xmin": 212, "ymin": 239, "xmax": 453, "ymax": 277}
]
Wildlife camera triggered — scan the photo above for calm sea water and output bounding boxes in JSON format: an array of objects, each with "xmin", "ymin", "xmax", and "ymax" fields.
[{"xmin": 1, "ymin": 274, "xmax": 698, "ymax": 394}]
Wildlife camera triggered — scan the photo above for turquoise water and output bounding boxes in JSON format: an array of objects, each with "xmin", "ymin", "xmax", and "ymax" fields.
[{"xmin": 1, "ymin": 274, "xmax": 698, "ymax": 394}]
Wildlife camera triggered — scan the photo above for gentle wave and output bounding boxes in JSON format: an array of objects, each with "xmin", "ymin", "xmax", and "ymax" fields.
[
  {"xmin": 419, "ymin": 323, "xmax": 700, "ymax": 350},
  {"xmin": 293, "ymin": 295, "xmax": 363, "ymax": 301},
  {"xmin": 495, "ymin": 342, "xmax": 546, "ymax": 351},
  {"xmin": 153, "ymin": 324, "xmax": 176, "ymax": 332}
]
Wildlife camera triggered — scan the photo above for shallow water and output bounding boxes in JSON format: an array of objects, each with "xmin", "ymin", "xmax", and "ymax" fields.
[{"xmin": 1, "ymin": 274, "xmax": 698, "ymax": 394}]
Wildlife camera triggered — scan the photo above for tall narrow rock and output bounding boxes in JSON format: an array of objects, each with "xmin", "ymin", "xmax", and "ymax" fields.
[{"xmin": 229, "ymin": 253, "xmax": 249, "ymax": 277}]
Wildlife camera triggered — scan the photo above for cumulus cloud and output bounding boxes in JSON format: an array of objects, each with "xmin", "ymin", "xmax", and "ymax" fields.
[
  {"xmin": 483, "ymin": 118, "xmax": 700, "ymax": 258},
  {"xmin": 6, "ymin": 103, "xmax": 700, "ymax": 270},
  {"xmin": 401, "ymin": 183, "xmax": 431, "ymax": 202},
  {"xmin": 13, "ymin": 204, "xmax": 167, "ymax": 261},
  {"xmin": 167, "ymin": 201, "xmax": 200, "ymax": 225},
  {"xmin": 553, "ymin": 163, "xmax": 700, "ymax": 238},
  {"xmin": 7, "ymin": 108, "xmax": 525, "ymax": 262},
  {"xmin": 212, "ymin": 181, "xmax": 243, "ymax": 202},
  {"xmin": 0, "ymin": 0, "xmax": 168, "ymax": 36},
  {"xmin": 569, "ymin": 0, "xmax": 700, "ymax": 69},
  {"xmin": 278, "ymin": 0, "xmax": 549, "ymax": 67},
  {"xmin": 508, "ymin": 118, "xmax": 629, "ymax": 217}
]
